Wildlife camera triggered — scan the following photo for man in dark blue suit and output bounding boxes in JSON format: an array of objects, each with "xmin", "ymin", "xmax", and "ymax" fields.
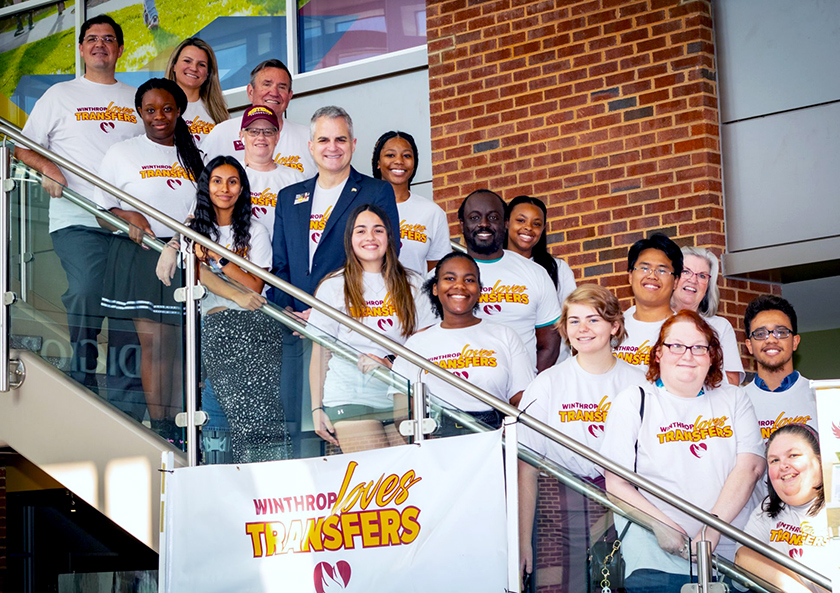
[
  {"xmin": 269, "ymin": 106, "xmax": 398, "ymax": 455},
  {"xmin": 270, "ymin": 105, "xmax": 399, "ymax": 312}
]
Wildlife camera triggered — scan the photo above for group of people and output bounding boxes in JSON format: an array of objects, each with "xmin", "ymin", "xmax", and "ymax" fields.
[{"xmin": 15, "ymin": 14, "xmax": 830, "ymax": 593}]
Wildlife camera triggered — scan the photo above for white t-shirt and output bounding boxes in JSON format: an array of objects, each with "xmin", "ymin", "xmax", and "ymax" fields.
[
  {"xmin": 745, "ymin": 373, "xmax": 818, "ymax": 509},
  {"xmin": 740, "ymin": 504, "xmax": 835, "ymax": 593},
  {"xmin": 518, "ymin": 357, "xmax": 646, "ymax": 479},
  {"xmin": 21, "ymin": 77, "xmax": 144, "ymax": 232},
  {"xmin": 308, "ymin": 271, "xmax": 435, "ymax": 409},
  {"xmin": 391, "ymin": 320, "xmax": 535, "ymax": 412},
  {"xmin": 396, "ymin": 192, "xmax": 451, "ymax": 274},
  {"xmin": 245, "ymin": 165, "xmax": 305, "ymax": 241},
  {"xmin": 550, "ymin": 256, "xmax": 577, "ymax": 364},
  {"xmin": 600, "ymin": 382, "xmax": 764, "ymax": 575},
  {"xmin": 200, "ymin": 116, "xmax": 316, "ymax": 177},
  {"xmin": 614, "ymin": 306, "xmax": 668, "ymax": 370},
  {"xmin": 474, "ymin": 251, "xmax": 562, "ymax": 370},
  {"xmin": 707, "ymin": 315, "xmax": 745, "ymax": 383},
  {"xmin": 94, "ymin": 135, "xmax": 196, "ymax": 238},
  {"xmin": 200, "ymin": 221, "xmax": 272, "ymax": 312},
  {"xmin": 308, "ymin": 179, "xmax": 347, "ymax": 269},
  {"xmin": 182, "ymin": 100, "xmax": 216, "ymax": 146}
]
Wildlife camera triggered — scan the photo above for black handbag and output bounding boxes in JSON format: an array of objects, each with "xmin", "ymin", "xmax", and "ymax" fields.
[
  {"xmin": 588, "ymin": 520, "xmax": 631, "ymax": 592},
  {"xmin": 588, "ymin": 387, "xmax": 646, "ymax": 592}
]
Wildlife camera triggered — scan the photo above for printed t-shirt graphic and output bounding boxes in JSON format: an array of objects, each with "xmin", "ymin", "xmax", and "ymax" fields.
[
  {"xmin": 744, "ymin": 372, "xmax": 818, "ymax": 509},
  {"xmin": 182, "ymin": 101, "xmax": 216, "ymax": 146},
  {"xmin": 396, "ymin": 193, "xmax": 451, "ymax": 274},
  {"xmin": 391, "ymin": 319, "xmax": 534, "ymax": 412},
  {"xmin": 308, "ymin": 179, "xmax": 347, "ymax": 269},
  {"xmin": 245, "ymin": 165, "xmax": 305, "ymax": 241},
  {"xmin": 614, "ymin": 306, "xmax": 668, "ymax": 370},
  {"xmin": 308, "ymin": 272, "xmax": 435, "ymax": 409},
  {"xmin": 200, "ymin": 116, "xmax": 316, "ymax": 176},
  {"xmin": 600, "ymin": 382, "xmax": 763, "ymax": 576},
  {"xmin": 740, "ymin": 503, "xmax": 835, "ymax": 593},
  {"xmin": 94, "ymin": 135, "xmax": 197, "ymax": 238},
  {"xmin": 21, "ymin": 77, "xmax": 144, "ymax": 232},
  {"xmin": 518, "ymin": 357, "xmax": 645, "ymax": 479},
  {"xmin": 473, "ymin": 251, "xmax": 561, "ymax": 369}
]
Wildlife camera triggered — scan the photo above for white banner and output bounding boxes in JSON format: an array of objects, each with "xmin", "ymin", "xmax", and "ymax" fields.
[
  {"xmin": 814, "ymin": 382, "xmax": 840, "ymax": 589},
  {"xmin": 162, "ymin": 430, "xmax": 507, "ymax": 592}
]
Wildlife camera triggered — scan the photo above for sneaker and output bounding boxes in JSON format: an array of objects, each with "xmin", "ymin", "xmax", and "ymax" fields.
[{"xmin": 143, "ymin": 8, "xmax": 159, "ymax": 30}]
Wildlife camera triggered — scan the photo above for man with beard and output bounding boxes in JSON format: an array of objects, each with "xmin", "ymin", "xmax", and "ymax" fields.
[
  {"xmin": 458, "ymin": 190, "xmax": 560, "ymax": 383},
  {"xmin": 743, "ymin": 295, "xmax": 817, "ymax": 443}
]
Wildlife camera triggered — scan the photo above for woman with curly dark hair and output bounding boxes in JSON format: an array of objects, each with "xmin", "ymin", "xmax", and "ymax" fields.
[
  {"xmin": 601, "ymin": 310, "xmax": 765, "ymax": 593},
  {"xmin": 187, "ymin": 155, "xmax": 291, "ymax": 463},
  {"xmin": 95, "ymin": 77, "xmax": 204, "ymax": 440}
]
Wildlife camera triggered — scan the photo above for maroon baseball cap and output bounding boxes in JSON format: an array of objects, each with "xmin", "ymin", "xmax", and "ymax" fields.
[{"xmin": 241, "ymin": 105, "xmax": 279, "ymax": 130}]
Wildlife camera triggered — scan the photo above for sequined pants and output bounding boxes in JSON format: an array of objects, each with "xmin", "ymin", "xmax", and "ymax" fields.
[{"xmin": 202, "ymin": 309, "xmax": 290, "ymax": 463}]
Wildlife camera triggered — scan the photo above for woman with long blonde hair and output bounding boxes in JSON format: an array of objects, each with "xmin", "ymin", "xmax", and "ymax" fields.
[
  {"xmin": 165, "ymin": 37, "xmax": 229, "ymax": 144},
  {"xmin": 308, "ymin": 203, "xmax": 434, "ymax": 453}
]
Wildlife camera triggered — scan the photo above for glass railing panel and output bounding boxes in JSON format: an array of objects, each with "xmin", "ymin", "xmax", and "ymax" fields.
[
  {"xmin": 194, "ymin": 264, "xmax": 412, "ymax": 465},
  {"xmin": 7, "ymin": 156, "xmax": 187, "ymax": 449}
]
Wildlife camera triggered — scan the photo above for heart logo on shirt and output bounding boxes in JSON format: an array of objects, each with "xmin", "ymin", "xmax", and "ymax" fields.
[
  {"xmin": 251, "ymin": 206, "xmax": 267, "ymax": 218},
  {"xmin": 167, "ymin": 179, "xmax": 182, "ymax": 190},
  {"xmin": 454, "ymin": 370, "xmax": 469, "ymax": 380},
  {"xmin": 193, "ymin": 134, "xmax": 201, "ymax": 143},
  {"xmin": 482, "ymin": 304, "xmax": 502, "ymax": 315},
  {"xmin": 312, "ymin": 232, "xmax": 321, "ymax": 244},
  {"xmin": 314, "ymin": 560, "xmax": 351, "ymax": 593},
  {"xmin": 377, "ymin": 318, "xmax": 394, "ymax": 331},
  {"xmin": 588, "ymin": 424, "xmax": 605, "ymax": 438},
  {"xmin": 100, "ymin": 121, "xmax": 115, "ymax": 133},
  {"xmin": 689, "ymin": 442, "xmax": 708, "ymax": 458},
  {"xmin": 789, "ymin": 548, "xmax": 803, "ymax": 559}
]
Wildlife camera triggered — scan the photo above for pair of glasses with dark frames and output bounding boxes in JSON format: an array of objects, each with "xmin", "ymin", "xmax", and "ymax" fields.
[{"xmin": 749, "ymin": 327, "xmax": 792, "ymax": 340}]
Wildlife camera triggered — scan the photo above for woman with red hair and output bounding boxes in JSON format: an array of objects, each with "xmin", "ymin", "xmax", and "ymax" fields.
[{"xmin": 601, "ymin": 310, "xmax": 765, "ymax": 593}]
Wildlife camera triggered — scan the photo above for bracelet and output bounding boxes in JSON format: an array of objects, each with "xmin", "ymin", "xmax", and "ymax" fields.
[{"xmin": 312, "ymin": 406, "xmax": 325, "ymax": 413}]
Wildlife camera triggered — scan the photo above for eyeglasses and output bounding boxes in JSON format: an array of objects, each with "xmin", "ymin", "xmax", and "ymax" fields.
[
  {"xmin": 680, "ymin": 268, "xmax": 710, "ymax": 282},
  {"xmin": 83, "ymin": 35, "xmax": 117, "ymax": 44},
  {"xmin": 749, "ymin": 327, "xmax": 793, "ymax": 341},
  {"xmin": 662, "ymin": 343, "xmax": 710, "ymax": 356},
  {"xmin": 633, "ymin": 265, "xmax": 675, "ymax": 278},
  {"xmin": 243, "ymin": 127, "xmax": 278, "ymax": 137}
]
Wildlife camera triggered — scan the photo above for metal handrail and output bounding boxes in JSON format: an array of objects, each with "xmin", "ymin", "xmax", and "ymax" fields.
[{"xmin": 0, "ymin": 120, "xmax": 830, "ymax": 591}]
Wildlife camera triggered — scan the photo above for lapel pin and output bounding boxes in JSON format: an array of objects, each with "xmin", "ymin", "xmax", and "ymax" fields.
[
  {"xmin": 351, "ymin": 187, "xmax": 358, "ymax": 193},
  {"xmin": 294, "ymin": 192, "xmax": 311, "ymax": 205}
]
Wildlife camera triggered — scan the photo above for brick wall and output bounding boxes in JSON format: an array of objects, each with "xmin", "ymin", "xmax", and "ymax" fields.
[{"xmin": 426, "ymin": 0, "xmax": 780, "ymax": 370}]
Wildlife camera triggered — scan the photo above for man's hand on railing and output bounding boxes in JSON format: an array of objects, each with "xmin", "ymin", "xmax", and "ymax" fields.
[
  {"xmin": 113, "ymin": 209, "xmax": 154, "ymax": 247},
  {"xmin": 41, "ymin": 171, "xmax": 66, "ymax": 198},
  {"xmin": 652, "ymin": 521, "xmax": 689, "ymax": 559}
]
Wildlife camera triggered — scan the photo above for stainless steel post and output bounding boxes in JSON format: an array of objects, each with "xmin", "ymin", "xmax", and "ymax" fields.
[
  {"xmin": 505, "ymin": 417, "xmax": 520, "ymax": 593},
  {"xmin": 0, "ymin": 146, "xmax": 11, "ymax": 392},
  {"xmin": 183, "ymin": 247, "xmax": 199, "ymax": 466},
  {"xmin": 411, "ymin": 380, "xmax": 426, "ymax": 443},
  {"xmin": 696, "ymin": 525, "xmax": 713, "ymax": 593}
]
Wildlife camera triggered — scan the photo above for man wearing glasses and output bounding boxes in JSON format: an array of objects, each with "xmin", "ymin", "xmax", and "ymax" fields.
[
  {"xmin": 15, "ymin": 15, "xmax": 145, "ymax": 416},
  {"xmin": 614, "ymin": 233, "xmax": 683, "ymax": 370},
  {"xmin": 201, "ymin": 59, "xmax": 316, "ymax": 177},
  {"xmin": 743, "ymin": 295, "xmax": 817, "ymax": 443}
]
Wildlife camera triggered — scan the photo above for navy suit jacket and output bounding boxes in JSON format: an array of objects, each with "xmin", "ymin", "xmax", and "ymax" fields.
[{"xmin": 269, "ymin": 166, "xmax": 399, "ymax": 310}]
